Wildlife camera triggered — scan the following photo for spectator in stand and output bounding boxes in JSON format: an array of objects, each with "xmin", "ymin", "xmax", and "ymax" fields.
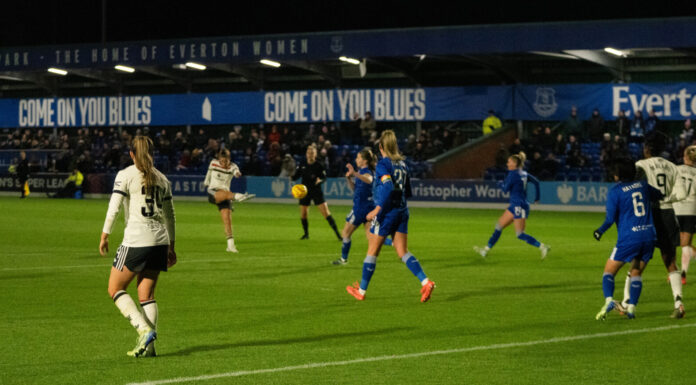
[
  {"xmin": 566, "ymin": 134, "xmax": 587, "ymax": 168},
  {"xmin": 176, "ymin": 149, "xmax": 191, "ymax": 171},
  {"xmin": 205, "ymin": 138, "xmax": 220, "ymax": 159},
  {"xmin": 528, "ymin": 151, "xmax": 546, "ymax": 179},
  {"xmin": 495, "ymin": 144, "xmax": 509, "ymax": 169},
  {"xmin": 360, "ymin": 111, "xmax": 377, "ymax": 141},
  {"xmin": 441, "ymin": 129, "xmax": 454, "ymax": 151},
  {"xmin": 542, "ymin": 153, "xmax": 560, "ymax": 180},
  {"xmin": 304, "ymin": 124, "xmax": 317, "ymax": 145},
  {"xmin": 404, "ymin": 134, "xmax": 417, "ymax": 156},
  {"xmin": 562, "ymin": 106, "xmax": 582, "ymax": 138},
  {"xmin": 278, "ymin": 153, "xmax": 296, "ymax": 177},
  {"xmin": 508, "ymin": 137, "xmax": 523, "ymax": 155},
  {"xmin": 600, "ymin": 133, "xmax": 613, "ymax": 166},
  {"xmin": 194, "ymin": 128, "xmax": 208, "ymax": 149},
  {"xmin": 482, "ymin": 110, "xmax": 502, "ymax": 135},
  {"xmin": 526, "ymin": 126, "xmax": 543, "ymax": 154},
  {"xmin": 587, "ymin": 108, "xmax": 605, "ymax": 141},
  {"xmin": 267, "ymin": 141, "xmax": 282, "ymax": 175},
  {"xmin": 552, "ymin": 133, "xmax": 566, "ymax": 156},
  {"xmin": 681, "ymin": 119, "xmax": 693, "ymax": 145},
  {"xmin": 540, "ymin": 126, "xmax": 555, "ymax": 154},
  {"xmin": 172, "ymin": 131, "xmax": 187, "ymax": 152},
  {"xmin": 268, "ymin": 125, "xmax": 281, "ymax": 144},
  {"xmin": 615, "ymin": 109, "xmax": 631, "ymax": 138},
  {"xmin": 645, "ymin": 109, "xmax": 659, "ymax": 135},
  {"xmin": 328, "ymin": 124, "xmax": 340, "ymax": 144},
  {"xmin": 630, "ymin": 110, "xmax": 645, "ymax": 142},
  {"xmin": 413, "ymin": 142, "xmax": 426, "ymax": 161}
]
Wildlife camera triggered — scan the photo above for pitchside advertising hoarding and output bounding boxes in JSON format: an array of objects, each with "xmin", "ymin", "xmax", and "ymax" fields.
[
  {"xmin": 0, "ymin": 173, "xmax": 609, "ymax": 206},
  {"xmin": 3, "ymin": 83, "xmax": 696, "ymax": 128}
]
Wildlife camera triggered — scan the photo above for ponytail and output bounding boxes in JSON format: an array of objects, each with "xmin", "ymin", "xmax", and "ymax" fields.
[
  {"xmin": 131, "ymin": 135, "xmax": 157, "ymax": 190},
  {"xmin": 509, "ymin": 151, "xmax": 526, "ymax": 169},
  {"xmin": 359, "ymin": 148, "xmax": 377, "ymax": 171},
  {"xmin": 378, "ymin": 130, "xmax": 405, "ymax": 161},
  {"xmin": 686, "ymin": 145, "xmax": 696, "ymax": 164}
]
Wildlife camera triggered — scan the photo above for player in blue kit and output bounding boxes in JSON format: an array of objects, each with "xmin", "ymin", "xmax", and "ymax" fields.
[
  {"xmin": 346, "ymin": 130, "xmax": 436, "ymax": 302},
  {"xmin": 594, "ymin": 160, "xmax": 662, "ymax": 320},
  {"xmin": 332, "ymin": 148, "xmax": 392, "ymax": 265},
  {"xmin": 474, "ymin": 152, "xmax": 550, "ymax": 259}
]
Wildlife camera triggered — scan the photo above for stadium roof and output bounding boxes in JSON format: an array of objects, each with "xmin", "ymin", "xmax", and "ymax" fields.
[{"xmin": 2, "ymin": 17, "xmax": 696, "ymax": 97}]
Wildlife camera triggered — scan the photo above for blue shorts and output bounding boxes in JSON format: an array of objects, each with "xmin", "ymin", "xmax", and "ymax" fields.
[
  {"xmin": 346, "ymin": 206, "xmax": 372, "ymax": 226},
  {"xmin": 370, "ymin": 208, "xmax": 409, "ymax": 237},
  {"xmin": 507, "ymin": 202, "xmax": 530, "ymax": 219},
  {"xmin": 610, "ymin": 241, "xmax": 655, "ymax": 263}
]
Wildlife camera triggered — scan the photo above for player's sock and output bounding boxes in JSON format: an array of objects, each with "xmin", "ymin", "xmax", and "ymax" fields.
[
  {"xmin": 326, "ymin": 215, "xmax": 341, "ymax": 238},
  {"xmin": 384, "ymin": 237, "xmax": 393, "ymax": 246},
  {"xmin": 621, "ymin": 272, "xmax": 631, "ymax": 306},
  {"xmin": 359, "ymin": 255, "xmax": 377, "ymax": 293},
  {"xmin": 602, "ymin": 273, "xmax": 615, "ymax": 299},
  {"xmin": 682, "ymin": 246, "xmax": 693, "ymax": 274},
  {"xmin": 113, "ymin": 290, "xmax": 150, "ymax": 332},
  {"xmin": 402, "ymin": 252, "xmax": 427, "ymax": 282},
  {"xmin": 627, "ymin": 276, "xmax": 643, "ymax": 305},
  {"xmin": 516, "ymin": 231, "xmax": 541, "ymax": 247},
  {"xmin": 669, "ymin": 271, "xmax": 684, "ymax": 308},
  {"xmin": 487, "ymin": 224, "xmax": 503, "ymax": 249},
  {"xmin": 140, "ymin": 300, "xmax": 158, "ymax": 329},
  {"xmin": 341, "ymin": 237, "xmax": 351, "ymax": 260},
  {"xmin": 301, "ymin": 218, "xmax": 308, "ymax": 236}
]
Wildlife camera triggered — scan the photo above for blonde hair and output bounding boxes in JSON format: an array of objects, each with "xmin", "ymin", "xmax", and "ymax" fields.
[
  {"xmin": 686, "ymin": 145, "xmax": 696, "ymax": 164},
  {"xmin": 131, "ymin": 135, "xmax": 157, "ymax": 190},
  {"xmin": 379, "ymin": 130, "xmax": 404, "ymax": 161},
  {"xmin": 509, "ymin": 151, "xmax": 527, "ymax": 168},
  {"xmin": 218, "ymin": 148, "xmax": 231, "ymax": 168}
]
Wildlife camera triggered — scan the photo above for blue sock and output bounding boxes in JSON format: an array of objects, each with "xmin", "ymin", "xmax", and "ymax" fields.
[
  {"xmin": 402, "ymin": 252, "xmax": 427, "ymax": 282},
  {"xmin": 360, "ymin": 255, "xmax": 377, "ymax": 291},
  {"xmin": 384, "ymin": 237, "xmax": 393, "ymax": 246},
  {"xmin": 517, "ymin": 232, "xmax": 541, "ymax": 248},
  {"xmin": 341, "ymin": 238, "xmax": 351, "ymax": 260},
  {"xmin": 628, "ymin": 276, "xmax": 642, "ymax": 305},
  {"xmin": 602, "ymin": 273, "xmax": 615, "ymax": 299},
  {"xmin": 487, "ymin": 229, "xmax": 502, "ymax": 249}
]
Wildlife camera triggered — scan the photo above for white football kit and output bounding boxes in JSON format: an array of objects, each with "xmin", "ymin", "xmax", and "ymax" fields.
[
  {"xmin": 102, "ymin": 165, "xmax": 175, "ymax": 247},
  {"xmin": 636, "ymin": 157, "xmax": 678, "ymax": 210},
  {"xmin": 204, "ymin": 160, "xmax": 240, "ymax": 195}
]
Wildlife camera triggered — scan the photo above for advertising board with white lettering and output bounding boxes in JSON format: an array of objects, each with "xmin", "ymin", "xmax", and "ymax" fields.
[{"xmin": 0, "ymin": 172, "xmax": 69, "ymax": 193}]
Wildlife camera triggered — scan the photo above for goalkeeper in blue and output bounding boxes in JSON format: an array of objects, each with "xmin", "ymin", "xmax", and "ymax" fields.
[
  {"xmin": 332, "ymin": 148, "xmax": 392, "ymax": 265},
  {"xmin": 346, "ymin": 130, "xmax": 435, "ymax": 302},
  {"xmin": 474, "ymin": 151, "xmax": 549, "ymax": 259},
  {"xmin": 594, "ymin": 160, "xmax": 662, "ymax": 320}
]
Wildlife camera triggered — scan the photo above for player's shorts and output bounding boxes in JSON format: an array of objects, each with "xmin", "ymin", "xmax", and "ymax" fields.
[
  {"xmin": 507, "ymin": 202, "xmax": 530, "ymax": 219},
  {"xmin": 346, "ymin": 205, "xmax": 374, "ymax": 226},
  {"xmin": 208, "ymin": 193, "xmax": 232, "ymax": 211},
  {"xmin": 677, "ymin": 215, "xmax": 696, "ymax": 234},
  {"xmin": 653, "ymin": 208, "xmax": 680, "ymax": 253},
  {"xmin": 299, "ymin": 189, "xmax": 325, "ymax": 206},
  {"xmin": 610, "ymin": 241, "xmax": 655, "ymax": 264},
  {"xmin": 112, "ymin": 244, "xmax": 168, "ymax": 272},
  {"xmin": 371, "ymin": 208, "xmax": 409, "ymax": 237}
]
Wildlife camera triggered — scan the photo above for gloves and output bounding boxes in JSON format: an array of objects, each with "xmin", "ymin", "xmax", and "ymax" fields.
[{"xmin": 593, "ymin": 230, "xmax": 602, "ymax": 241}]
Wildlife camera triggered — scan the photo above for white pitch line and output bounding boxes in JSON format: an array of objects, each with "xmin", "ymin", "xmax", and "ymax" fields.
[{"xmin": 127, "ymin": 322, "xmax": 696, "ymax": 385}]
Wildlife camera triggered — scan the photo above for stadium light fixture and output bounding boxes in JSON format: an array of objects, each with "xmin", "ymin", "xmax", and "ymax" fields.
[
  {"xmin": 185, "ymin": 62, "xmax": 206, "ymax": 70},
  {"xmin": 114, "ymin": 65, "xmax": 135, "ymax": 73},
  {"xmin": 47, "ymin": 67, "xmax": 68, "ymax": 75},
  {"xmin": 604, "ymin": 47, "xmax": 626, "ymax": 57},
  {"xmin": 339, "ymin": 56, "xmax": 360, "ymax": 65},
  {"xmin": 260, "ymin": 59, "xmax": 281, "ymax": 68}
]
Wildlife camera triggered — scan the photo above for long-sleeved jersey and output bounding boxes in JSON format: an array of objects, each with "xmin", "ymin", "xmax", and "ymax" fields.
[
  {"xmin": 668, "ymin": 164, "xmax": 696, "ymax": 216},
  {"xmin": 636, "ymin": 157, "xmax": 678, "ymax": 210},
  {"xmin": 293, "ymin": 161, "xmax": 326, "ymax": 192},
  {"xmin": 102, "ymin": 165, "xmax": 175, "ymax": 247},
  {"xmin": 502, "ymin": 169, "xmax": 540, "ymax": 205},
  {"xmin": 204, "ymin": 159, "xmax": 240, "ymax": 194},
  {"xmin": 374, "ymin": 157, "xmax": 410, "ymax": 211},
  {"xmin": 596, "ymin": 180, "xmax": 660, "ymax": 246}
]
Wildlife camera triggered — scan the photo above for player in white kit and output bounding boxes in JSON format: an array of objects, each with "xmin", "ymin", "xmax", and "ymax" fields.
[
  {"xmin": 204, "ymin": 148, "xmax": 255, "ymax": 252},
  {"xmin": 619, "ymin": 135, "xmax": 685, "ymax": 318},
  {"xmin": 100, "ymin": 136, "xmax": 177, "ymax": 357},
  {"xmin": 667, "ymin": 145, "xmax": 696, "ymax": 285}
]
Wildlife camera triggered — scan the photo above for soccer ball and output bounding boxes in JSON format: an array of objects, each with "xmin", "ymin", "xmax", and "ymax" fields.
[{"xmin": 291, "ymin": 184, "xmax": 308, "ymax": 199}]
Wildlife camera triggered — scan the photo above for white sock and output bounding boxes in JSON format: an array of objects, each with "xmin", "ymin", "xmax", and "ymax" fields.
[
  {"xmin": 421, "ymin": 278, "xmax": 430, "ymax": 286},
  {"xmin": 622, "ymin": 273, "xmax": 631, "ymax": 305},
  {"xmin": 113, "ymin": 291, "xmax": 150, "ymax": 332},
  {"xmin": 227, "ymin": 237, "xmax": 235, "ymax": 247},
  {"xmin": 140, "ymin": 300, "xmax": 158, "ymax": 330},
  {"xmin": 682, "ymin": 246, "xmax": 693, "ymax": 274},
  {"xmin": 669, "ymin": 271, "xmax": 684, "ymax": 308},
  {"xmin": 358, "ymin": 288, "xmax": 366, "ymax": 295}
]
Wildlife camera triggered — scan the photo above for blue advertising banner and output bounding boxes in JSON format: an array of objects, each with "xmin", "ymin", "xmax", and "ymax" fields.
[{"xmin": 5, "ymin": 83, "xmax": 696, "ymax": 128}]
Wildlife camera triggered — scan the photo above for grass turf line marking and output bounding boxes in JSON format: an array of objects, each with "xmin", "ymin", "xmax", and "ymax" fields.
[{"xmin": 127, "ymin": 322, "xmax": 696, "ymax": 385}]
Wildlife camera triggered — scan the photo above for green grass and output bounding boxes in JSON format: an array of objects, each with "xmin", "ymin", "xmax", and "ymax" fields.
[{"xmin": 1, "ymin": 197, "xmax": 694, "ymax": 385}]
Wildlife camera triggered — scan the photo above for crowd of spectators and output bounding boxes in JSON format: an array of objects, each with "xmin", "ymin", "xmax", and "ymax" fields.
[
  {"xmin": 0, "ymin": 112, "xmax": 468, "ymax": 178},
  {"xmin": 492, "ymin": 106, "xmax": 692, "ymax": 181}
]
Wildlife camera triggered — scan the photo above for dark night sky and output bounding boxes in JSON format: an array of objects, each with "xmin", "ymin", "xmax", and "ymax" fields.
[{"xmin": 0, "ymin": 0, "xmax": 693, "ymax": 47}]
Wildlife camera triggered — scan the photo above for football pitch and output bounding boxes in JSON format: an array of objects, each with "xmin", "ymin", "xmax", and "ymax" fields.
[{"xmin": 1, "ymin": 196, "xmax": 695, "ymax": 385}]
